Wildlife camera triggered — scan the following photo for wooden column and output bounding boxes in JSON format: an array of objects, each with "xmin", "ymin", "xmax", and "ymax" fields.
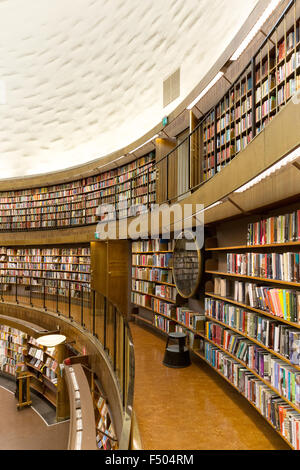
[
  {"xmin": 189, "ymin": 110, "xmax": 201, "ymax": 188},
  {"xmin": 155, "ymin": 138, "xmax": 177, "ymax": 204}
]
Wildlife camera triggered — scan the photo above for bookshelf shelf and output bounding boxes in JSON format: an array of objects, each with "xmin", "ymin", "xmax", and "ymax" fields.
[
  {"xmin": 204, "ymin": 314, "xmax": 300, "ymax": 373},
  {"xmin": 205, "ymin": 292, "xmax": 300, "ymax": 329},
  {"xmin": 132, "ymin": 304, "xmax": 204, "ymax": 337},
  {"xmin": 199, "ymin": 5, "xmax": 300, "ymax": 182},
  {"xmin": 206, "ymin": 271, "xmax": 300, "ymax": 288},
  {"xmin": 131, "ymin": 289, "xmax": 176, "ymax": 304},
  {"xmin": 132, "ymin": 265, "xmax": 172, "ymax": 270},
  {"xmin": 206, "ymin": 241, "xmax": 300, "ymax": 251},
  {"xmin": 204, "ymin": 333, "xmax": 300, "ymax": 413},
  {"xmin": 202, "ymin": 204, "xmax": 300, "ymax": 448}
]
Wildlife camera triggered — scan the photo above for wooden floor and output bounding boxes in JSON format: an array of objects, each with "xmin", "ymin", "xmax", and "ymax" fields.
[
  {"xmin": 0, "ymin": 386, "xmax": 69, "ymax": 450},
  {"xmin": 130, "ymin": 321, "xmax": 290, "ymax": 451}
]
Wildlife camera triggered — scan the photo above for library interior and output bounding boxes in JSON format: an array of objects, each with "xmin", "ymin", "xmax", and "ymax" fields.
[{"xmin": 0, "ymin": 0, "xmax": 299, "ymax": 452}]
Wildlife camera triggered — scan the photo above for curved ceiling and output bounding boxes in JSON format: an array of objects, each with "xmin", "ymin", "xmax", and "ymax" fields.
[{"xmin": 0, "ymin": 0, "xmax": 258, "ymax": 178}]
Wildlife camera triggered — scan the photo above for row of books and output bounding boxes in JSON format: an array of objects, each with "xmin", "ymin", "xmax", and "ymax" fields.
[
  {"xmin": 0, "ymin": 325, "xmax": 27, "ymax": 376},
  {"xmin": 247, "ymin": 210, "xmax": 300, "ymax": 245},
  {"xmin": 154, "ymin": 315, "xmax": 174, "ymax": 333},
  {"xmin": 0, "ymin": 277, "xmax": 89, "ymax": 290},
  {"xmin": 0, "ymin": 270, "xmax": 90, "ymax": 282},
  {"xmin": 205, "ymin": 297, "xmax": 300, "ymax": 364},
  {"xmin": 28, "ymin": 346, "xmax": 44, "ymax": 361},
  {"xmin": 131, "ymin": 267, "xmax": 173, "ymax": 284},
  {"xmin": 0, "ymin": 340, "xmax": 24, "ymax": 354},
  {"xmin": 0, "ymin": 263, "xmax": 90, "ymax": 272},
  {"xmin": 0, "ymin": 153, "xmax": 155, "ymax": 202},
  {"xmin": 204, "ymin": 342, "xmax": 300, "ymax": 449},
  {"xmin": 226, "ymin": 252, "xmax": 300, "ymax": 282},
  {"xmin": 206, "ymin": 321, "xmax": 300, "ymax": 407},
  {"xmin": 131, "ymin": 291, "xmax": 174, "ymax": 317},
  {"xmin": 214, "ymin": 277, "xmax": 300, "ymax": 323},
  {"xmin": 0, "ymin": 247, "xmax": 90, "ymax": 256},
  {"xmin": 132, "ymin": 253, "xmax": 172, "ymax": 268},
  {"xmin": 132, "ymin": 239, "xmax": 174, "ymax": 253},
  {"xmin": 175, "ymin": 307, "xmax": 205, "ymax": 332}
]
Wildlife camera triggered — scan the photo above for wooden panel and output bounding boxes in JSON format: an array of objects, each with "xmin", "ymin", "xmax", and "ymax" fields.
[
  {"xmin": 0, "ymin": 224, "xmax": 96, "ymax": 246},
  {"xmin": 155, "ymin": 137, "xmax": 177, "ymax": 203},
  {"xmin": 107, "ymin": 240, "xmax": 130, "ymax": 316},
  {"xmin": 90, "ymin": 241, "xmax": 107, "ymax": 296},
  {"xmin": 190, "ymin": 110, "xmax": 201, "ymax": 187}
]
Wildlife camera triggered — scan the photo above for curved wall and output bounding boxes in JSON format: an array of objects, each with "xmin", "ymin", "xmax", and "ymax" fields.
[{"xmin": 0, "ymin": 0, "xmax": 268, "ymax": 181}]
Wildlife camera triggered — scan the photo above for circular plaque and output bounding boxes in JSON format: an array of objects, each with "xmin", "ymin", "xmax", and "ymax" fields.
[{"xmin": 172, "ymin": 232, "xmax": 202, "ymax": 298}]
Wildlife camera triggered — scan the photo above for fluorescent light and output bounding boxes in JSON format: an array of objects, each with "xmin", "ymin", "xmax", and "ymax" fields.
[
  {"xmin": 187, "ymin": 72, "xmax": 224, "ymax": 110},
  {"xmin": 234, "ymin": 146, "xmax": 300, "ymax": 193},
  {"xmin": 183, "ymin": 201, "xmax": 223, "ymax": 221},
  {"xmin": 129, "ymin": 134, "xmax": 159, "ymax": 154},
  {"xmin": 231, "ymin": 0, "xmax": 282, "ymax": 61}
]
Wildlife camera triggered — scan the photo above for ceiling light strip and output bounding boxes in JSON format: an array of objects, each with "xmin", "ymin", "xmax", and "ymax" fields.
[
  {"xmin": 234, "ymin": 146, "xmax": 300, "ymax": 193},
  {"xmin": 230, "ymin": 0, "xmax": 282, "ymax": 61}
]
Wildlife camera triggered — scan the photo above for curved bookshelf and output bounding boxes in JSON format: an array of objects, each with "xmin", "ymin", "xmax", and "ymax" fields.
[
  {"xmin": 205, "ymin": 292, "xmax": 300, "ymax": 329},
  {"xmin": 204, "ymin": 313, "xmax": 300, "ymax": 373}
]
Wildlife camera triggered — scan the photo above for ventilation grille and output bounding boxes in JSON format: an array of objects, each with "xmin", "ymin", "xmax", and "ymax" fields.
[{"xmin": 163, "ymin": 68, "xmax": 180, "ymax": 108}]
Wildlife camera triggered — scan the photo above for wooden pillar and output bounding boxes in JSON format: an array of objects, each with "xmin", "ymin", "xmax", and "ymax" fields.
[
  {"xmin": 189, "ymin": 110, "xmax": 201, "ymax": 187},
  {"xmin": 56, "ymin": 342, "xmax": 70, "ymax": 422},
  {"xmin": 155, "ymin": 138, "xmax": 177, "ymax": 204}
]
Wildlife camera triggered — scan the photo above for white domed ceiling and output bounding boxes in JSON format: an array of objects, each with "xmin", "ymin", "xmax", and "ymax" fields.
[{"xmin": 0, "ymin": 0, "xmax": 258, "ymax": 178}]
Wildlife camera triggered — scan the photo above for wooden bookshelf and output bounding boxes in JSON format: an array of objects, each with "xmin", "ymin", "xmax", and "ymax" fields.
[
  {"xmin": 200, "ymin": 4, "xmax": 300, "ymax": 182},
  {"xmin": 204, "ymin": 332, "xmax": 300, "ymax": 414},
  {"xmin": 205, "ymin": 292, "xmax": 300, "ymax": 329},
  {"xmin": 202, "ymin": 201, "xmax": 300, "ymax": 449},
  {"xmin": 0, "ymin": 244, "xmax": 91, "ymax": 300},
  {"xmin": 0, "ymin": 152, "xmax": 155, "ymax": 231},
  {"xmin": 204, "ymin": 314, "xmax": 300, "ymax": 373}
]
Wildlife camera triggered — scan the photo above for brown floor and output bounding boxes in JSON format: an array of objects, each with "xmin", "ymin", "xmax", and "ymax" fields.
[
  {"xmin": 131, "ymin": 321, "xmax": 290, "ymax": 450},
  {"xmin": 0, "ymin": 387, "xmax": 69, "ymax": 450}
]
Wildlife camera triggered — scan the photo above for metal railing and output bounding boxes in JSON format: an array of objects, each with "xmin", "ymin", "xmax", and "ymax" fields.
[{"xmin": 0, "ymin": 277, "xmax": 134, "ymax": 449}]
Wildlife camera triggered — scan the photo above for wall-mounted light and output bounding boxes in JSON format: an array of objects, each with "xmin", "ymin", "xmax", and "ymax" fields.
[
  {"xmin": 234, "ymin": 146, "xmax": 300, "ymax": 193},
  {"xmin": 230, "ymin": 0, "xmax": 282, "ymax": 61},
  {"xmin": 187, "ymin": 72, "xmax": 224, "ymax": 110}
]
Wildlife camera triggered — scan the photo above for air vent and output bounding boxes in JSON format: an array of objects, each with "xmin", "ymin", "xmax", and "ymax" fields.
[{"xmin": 163, "ymin": 68, "xmax": 180, "ymax": 108}]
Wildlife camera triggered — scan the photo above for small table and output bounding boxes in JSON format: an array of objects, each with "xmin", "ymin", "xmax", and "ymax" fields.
[
  {"xmin": 162, "ymin": 332, "xmax": 191, "ymax": 368},
  {"xmin": 16, "ymin": 372, "xmax": 34, "ymax": 410}
]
